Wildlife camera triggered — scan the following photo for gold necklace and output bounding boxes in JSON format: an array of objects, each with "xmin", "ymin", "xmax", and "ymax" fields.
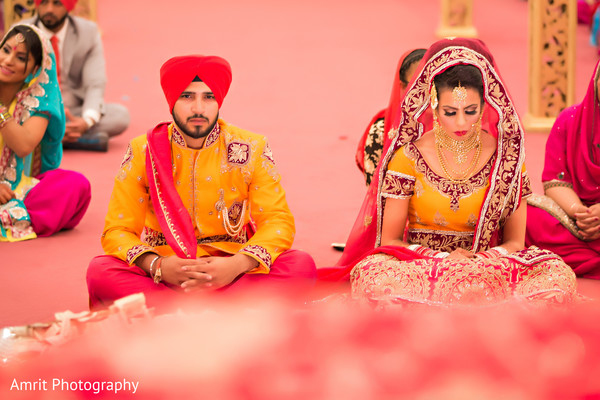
[
  {"xmin": 436, "ymin": 141, "xmax": 481, "ymax": 182},
  {"xmin": 434, "ymin": 123, "xmax": 480, "ymax": 165}
]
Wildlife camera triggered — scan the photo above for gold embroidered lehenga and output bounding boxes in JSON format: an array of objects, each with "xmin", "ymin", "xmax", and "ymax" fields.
[
  {"xmin": 351, "ymin": 142, "xmax": 576, "ymax": 305},
  {"xmin": 319, "ymin": 38, "xmax": 577, "ymax": 306}
]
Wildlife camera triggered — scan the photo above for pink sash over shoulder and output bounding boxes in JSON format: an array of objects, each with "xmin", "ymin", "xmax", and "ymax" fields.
[{"xmin": 145, "ymin": 123, "xmax": 197, "ymax": 259}]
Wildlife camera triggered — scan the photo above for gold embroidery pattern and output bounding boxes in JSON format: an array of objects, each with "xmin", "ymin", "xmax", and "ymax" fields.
[
  {"xmin": 514, "ymin": 258, "xmax": 577, "ymax": 304},
  {"xmin": 219, "ymin": 125, "xmax": 258, "ymax": 185},
  {"xmin": 433, "ymin": 211, "xmax": 448, "ymax": 227},
  {"xmin": 0, "ymin": 200, "xmax": 35, "ymax": 239},
  {"xmin": 241, "ymin": 245, "xmax": 272, "ymax": 268},
  {"xmin": 364, "ymin": 117, "xmax": 385, "ymax": 185},
  {"xmin": 198, "ymin": 234, "xmax": 248, "ymax": 245},
  {"xmin": 204, "ymin": 123, "xmax": 221, "ymax": 148},
  {"xmin": 227, "ymin": 201, "xmax": 245, "ymax": 226},
  {"xmin": 377, "ymin": 46, "xmax": 525, "ymax": 253},
  {"xmin": 351, "ymin": 253, "xmax": 431, "ymax": 301},
  {"xmin": 407, "ymin": 229, "xmax": 473, "ymax": 252},
  {"xmin": 527, "ymin": 193, "xmax": 582, "ymax": 239},
  {"xmin": 141, "ymin": 227, "xmax": 163, "ymax": 247},
  {"xmin": 467, "ymin": 213, "xmax": 478, "ymax": 228},
  {"xmin": 13, "ymin": 40, "xmax": 51, "ymax": 123},
  {"xmin": 214, "ymin": 189, "xmax": 248, "ymax": 237},
  {"xmin": 0, "ymin": 146, "xmax": 17, "ymax": 185},
  {"xmin": 504, "ymin": 245, "xmax": 563, "ymax": 266},
  {"xmin": 117, "ymin": 144, "xmax": 134, "ymax": 181},
  {"xmin": 228, "ymin": 142, "xmax": 251, "ymax": 165},
  {"xmin": 171, "ymin": 126, "xmax": 186, "ymax": 147},
  {"xmin": 414, "ymin": 180, "xmax": 424, "ymax": 197},
  {"xmin": 432, "ymin": 259, "xmax": 512, "ymax": 304},
  {"xmin": 543, "ymin": 179, "xmax": 573, "ymax": 191},
  {"xmin": 261, "ymin": 142, "xmax": 280, "ymax": 181},
  {"xmin": 142, "ymin": 226, "xmax": 248, "ymax": 247},
  {"xmin": 476, "ymin": 134, "xmax": 522, "ymax": 252},
  {"xmin": 406, "ymin": 143, "xmax": 493, "ymax": 212},
  {"xmin": 351, "ymin": 251, "xmax": 576, "ymax": 305},
  {"xmin": 126, "ymin": 245, "xmax": 154, "ymax": 264},
  {"xmin": 262, "ymin": 142, "xmax": 275, "ymax": 164},
  {"xmin": 382, "ymin": 171, "xmax": 415, "ymax": 198},
  {"xmin": 120, "ymin": 144, "xmax": 134, "ymax": 169},
  {"xmin": 148, "ymin": 141, "xmax": 191, "ymax": 258},
  {"xmin": 215, "ymin": 189, "xmax": 226, "ymax": 214},
  {"xmin": 522, "ymin": 171, "xmax": 532, "ymax": 197}
]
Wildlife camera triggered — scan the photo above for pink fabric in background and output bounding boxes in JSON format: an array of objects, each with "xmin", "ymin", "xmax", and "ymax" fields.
[
  {"xmin": 526, "ymin": 59, "xmax": 600, "ymax": 277},
  {"xmin": 526, "ymin": 206, "xmax": 600, "ymax": 278},
  {"xmin": 24, "ymin": 168, "xmax": 91, "ymax": 237}
]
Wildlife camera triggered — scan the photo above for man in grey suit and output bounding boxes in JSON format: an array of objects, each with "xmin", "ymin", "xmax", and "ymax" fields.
[{"xmin": 24, "ymin": 0, "xmax": 130, "ymax": 151}]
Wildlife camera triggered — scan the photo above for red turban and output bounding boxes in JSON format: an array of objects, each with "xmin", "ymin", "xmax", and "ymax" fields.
[
  {"xmin": 160, "ymin": 55, "xmax": 232, "ymax": 111},
  {"xmin": 35, "ymin": 0, "xmax": 78, "ymax": 11}
]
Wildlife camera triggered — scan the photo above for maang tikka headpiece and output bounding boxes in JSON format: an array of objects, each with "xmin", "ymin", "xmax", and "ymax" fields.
[
  {"xmin": 15, "ymin": 33, "xmax": 25, "ymax": 44},
  {"xmin": 452, "ymin": 82, "xmax": 467, "ymax": 107}
]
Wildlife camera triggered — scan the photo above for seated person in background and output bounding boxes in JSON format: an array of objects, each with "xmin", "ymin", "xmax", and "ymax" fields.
[
  {"xmin": 332, "ymin": 49, "xmax": 426, "ymax": 251},
  {"xmin": 526, "ymin": 58, "xmax": 600, "ymax": 278},
  {"xmin": 356, "ymin": 49, "xmax": 426, "ymax": 186},
  {"xmin": 318, "ymin": 38, "xmax": 577, "ymax": 305},
  {"xmin": 87, "ymin": 55, "xmax": 316, "ymax": 310},
  {"xmin": 22, "ymin": 0, "xmax": 130, "ymax": 152},
  {"xmin": 0, "ymin": 24, "xmax": 90, "ymax": 241}
]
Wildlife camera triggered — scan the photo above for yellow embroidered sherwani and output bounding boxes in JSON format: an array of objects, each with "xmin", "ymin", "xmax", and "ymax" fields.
[{"xmin": 101, "ymin": 119, "xmax": 295, "ymax": 273}]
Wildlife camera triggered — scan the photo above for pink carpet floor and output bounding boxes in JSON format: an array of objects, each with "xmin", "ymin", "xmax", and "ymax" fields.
[{"xmin": 1, "ymin": 0, "xmax": 599, "ymax": 327}]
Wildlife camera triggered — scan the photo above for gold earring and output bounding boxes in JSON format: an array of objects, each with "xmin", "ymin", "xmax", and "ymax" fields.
[
  {"xmin": 430, "ymin": 83, "xmax": 438, "ymax": 110},
  {"xmin": 472, "ymin": 110, "xmax": 483, "ymax": 135}
]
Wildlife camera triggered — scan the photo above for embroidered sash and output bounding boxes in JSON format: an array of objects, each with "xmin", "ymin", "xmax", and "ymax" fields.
[{"xmin": 145, "ymin": 123, "xmax": 196, "ymax": 258}]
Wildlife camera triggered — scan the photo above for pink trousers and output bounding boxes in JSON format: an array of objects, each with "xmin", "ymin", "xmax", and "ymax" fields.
[
  {"xmin": 87, "ymin": 249, "xmax": 317, "ymax": 311},
  {"xmin": 24, "ymin": 168, "xmax": 91, "ymax": 236}
]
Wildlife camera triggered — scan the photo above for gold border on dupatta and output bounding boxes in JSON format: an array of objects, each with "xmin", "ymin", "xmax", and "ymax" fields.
[
  {"xmin": 147, "ymin": 125, "xmax": 192, "ymax": 258},
  {"xmin": 526, "ymin": 193, "xmax": 583, "ymax": 240},
  {"xmin": 374, "ymin": 46, "xmax": 525, "ymax": 253}
]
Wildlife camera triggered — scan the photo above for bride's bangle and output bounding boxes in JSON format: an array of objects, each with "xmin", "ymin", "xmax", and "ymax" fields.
[
  {"xmin": 491, "ymin": 246, "xmax": 509, "ymax": 256},
  {"xmin": 475, "ymin": 246, "xmax": 508, "ymax": 260},
  {"xmin": 407, "ymin": 244, "xmax": 449, "ymax": 258}
]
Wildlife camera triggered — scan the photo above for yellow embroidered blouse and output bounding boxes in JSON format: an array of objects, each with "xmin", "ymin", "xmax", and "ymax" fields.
[
  {"xmin": 382, "ymin": 143, "xmax": 530, "ymax": 252},
  {"xmin": 101, "ymin": 120, "xmax": 295, "ymax": 273}
]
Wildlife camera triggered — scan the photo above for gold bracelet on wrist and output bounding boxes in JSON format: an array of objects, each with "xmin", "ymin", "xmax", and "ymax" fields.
[
  {"xmin": 0, "ymin": 107, "xmax": 12, "ymax": 128},
  {"xmin": 153, "ymin": 257, "xmax": 163, "ymax": 284},
  {"xmin": 149, "ymin": 255, "xmax": 161, "ymax": 278},
  {"xmin": 569, "ymin": 203, "xmax": 586, "ymax": 217}
]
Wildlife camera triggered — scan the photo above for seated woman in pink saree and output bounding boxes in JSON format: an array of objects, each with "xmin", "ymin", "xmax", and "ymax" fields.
[
  {"xmin": 525, "ymin": 59, "xmax": 600, "ymax": 278},
  {"xmin": 318, "ymin": 38, "xmax": 577, "ymax": 305}
]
